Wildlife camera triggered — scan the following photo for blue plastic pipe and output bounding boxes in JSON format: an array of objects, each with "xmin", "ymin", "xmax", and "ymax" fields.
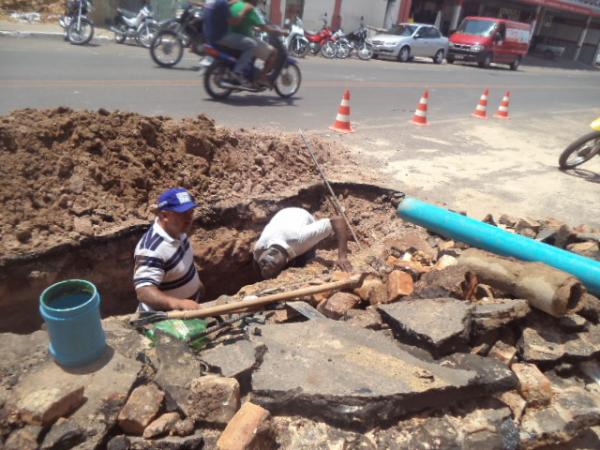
[{"xmin": 397, "ymin": 197, "xmax": 600, "ymax": 296}]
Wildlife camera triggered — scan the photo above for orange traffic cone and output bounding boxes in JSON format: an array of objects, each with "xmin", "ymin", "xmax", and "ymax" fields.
[
  {"xmin": 472, "ymin": 88, "xmax": 489, "ymax": 119},
  {"xmin": 330, "ymin": 89, "xmax": 354, "ymax": 133},
  {"xmin": 494, "ymin": 91, "xmax": 511, "ymax": 119},
  {"xmin": 411, "ymin": 89, "xmax": 429, "ymax": 126}
]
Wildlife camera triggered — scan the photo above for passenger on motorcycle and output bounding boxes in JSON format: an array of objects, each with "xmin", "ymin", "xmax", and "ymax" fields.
[
  {"xmin": 229, "ymin": 0, "xmax": 285, "ymax": 86},
  {"xmin": 203, "ymin": 0, "xmax": 256, "ymax": 84}
]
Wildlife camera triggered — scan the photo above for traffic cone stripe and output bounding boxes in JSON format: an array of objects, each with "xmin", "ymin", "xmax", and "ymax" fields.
[
  {"xmin": 411, "ymin": 89, "xmax": 429, "ymax": 126},
  {"xmin": 494, "ymin": 91, "xmax": 511, "ymax": 119},
  {"xmin": 330, "ymin": 89, "xmax": 355, "ymax": 133},
  {"xmin": 472, "ymin": 88, "xmax": 489, "ymax": 119}
]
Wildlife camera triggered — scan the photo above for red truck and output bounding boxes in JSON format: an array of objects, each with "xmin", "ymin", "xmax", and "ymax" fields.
[{"xmin": 447, "ymin": 17, "xmax": 532, "ymax": 70}]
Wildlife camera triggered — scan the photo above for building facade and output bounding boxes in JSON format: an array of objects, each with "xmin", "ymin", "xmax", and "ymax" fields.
[{"xmin": 265, "ymin": 0, "xmax": 600, "ymax": 64}]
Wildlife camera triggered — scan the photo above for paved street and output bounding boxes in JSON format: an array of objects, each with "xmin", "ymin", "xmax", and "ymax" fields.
[{"xmin": 1, "ymin": 35, "xmax": 600, "ymax": 226}]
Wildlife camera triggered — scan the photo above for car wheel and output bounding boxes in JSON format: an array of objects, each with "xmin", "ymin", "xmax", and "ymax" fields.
[
  {"xmin": 397, "ymin": 46, "xmax": 410, "ymax": 63},
  {"xmin": 510, "ymin": 56, "xmax": 521, "ymax": 71},
  {"xmin": 447, "ymin": 55, "xmax": 455, "ymax": 64},
  {"xmin": 433, "ymin": 49, "xmax": 444, "ymax": 64},
  {"xmin": 478, "ymin": 52, "xmax": 492, "ymax": 68}
]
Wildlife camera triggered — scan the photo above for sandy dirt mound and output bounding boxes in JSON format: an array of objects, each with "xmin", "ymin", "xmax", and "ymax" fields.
[{"xmin": 0, "ymin": 107, "xmax": 332, "ymax": 256}]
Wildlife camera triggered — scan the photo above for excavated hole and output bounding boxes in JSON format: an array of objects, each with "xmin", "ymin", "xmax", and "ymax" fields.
[{"xmin": 0, "ymin": 182, "xmax": 401, "ymax": 334}]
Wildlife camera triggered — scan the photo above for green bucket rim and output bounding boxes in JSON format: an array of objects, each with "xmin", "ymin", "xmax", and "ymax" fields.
[{"xmin": 40, "ymin": 279, "xmax": 98, "ymax": 312}]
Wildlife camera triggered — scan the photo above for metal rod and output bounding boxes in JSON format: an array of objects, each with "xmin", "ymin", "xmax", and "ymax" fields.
[{"xmin": 299, "ymin": 130, "xmax": 362, "ymax": 249}]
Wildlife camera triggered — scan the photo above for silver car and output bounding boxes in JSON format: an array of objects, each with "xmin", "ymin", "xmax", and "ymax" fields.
[{"xmin": 371, "ymin": 23, "xmax": 449, "ymax": 64}]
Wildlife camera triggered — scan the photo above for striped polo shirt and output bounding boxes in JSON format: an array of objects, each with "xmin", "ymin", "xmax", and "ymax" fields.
[{"xmin": 133, "ymin": 219, "xmax": 202, "ymax": 311}]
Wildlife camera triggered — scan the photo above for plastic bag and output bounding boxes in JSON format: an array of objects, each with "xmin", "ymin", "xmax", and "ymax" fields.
[{"xmin": 145, "ymin": 318, "xmax": 208, "ymax": 350}]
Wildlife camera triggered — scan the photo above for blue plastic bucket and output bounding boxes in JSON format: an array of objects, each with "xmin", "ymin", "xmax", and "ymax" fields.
[{"xmin": 39, "ymin": 279, "xmax": 106, "ymax": 367}]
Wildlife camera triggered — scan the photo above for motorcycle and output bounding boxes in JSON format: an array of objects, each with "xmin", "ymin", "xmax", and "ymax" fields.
[
  {"xmin": 335, "ymin": 19, "xmax": 373, "ymax": 60},
  {"xmin": 202, "ymin": 29, "xmax": 301, "ymax": 100},
  {"xmin": 304, "ymin": 16, "xmax": 333, "ymax": 56},
  {"xmin": 150, "ymin": 4, "xmax": 205, "ymax": 68},
  {"xmin": 559, "ymin": 117, "xmax": 600, "ymax": 170},
  {"xmin": 111, "ymin": 3, "xmax": 158, "ymax": 48},
  {"xmin": 283, "ymin": 16, "xmax": 309, "ymax": 58},
  {"xmin": 59, "ymin": 0, "xmax": 94, "ymax": 45}
]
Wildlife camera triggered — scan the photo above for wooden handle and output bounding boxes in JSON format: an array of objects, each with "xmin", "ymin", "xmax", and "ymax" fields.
[{"xmin": 166, "ymin": 274, "xmax": 363, "ymax": 320}]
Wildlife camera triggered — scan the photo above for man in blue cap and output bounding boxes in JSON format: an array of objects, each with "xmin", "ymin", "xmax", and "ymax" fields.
[{"xmin": 133, "ymin": 188, "xmax": 204, "ymax": 311}]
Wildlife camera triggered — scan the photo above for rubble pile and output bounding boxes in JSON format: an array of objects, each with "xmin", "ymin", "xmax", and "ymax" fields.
[
  {"xmin": 2, "ymin": 222, "xmax": 600, "ymax": 449},
  {"xmin": 1, "ymin": 109, "xmax": 600, "ymax": 449}
]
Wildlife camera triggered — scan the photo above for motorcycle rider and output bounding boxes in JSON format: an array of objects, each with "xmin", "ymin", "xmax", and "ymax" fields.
[
  {"xmin": 229, "ymin": 0, "xmax": 285, "ymax": 86},
  {"xmin": 203, "ymin": 0, "xmax": 256, "ymax": 85}
]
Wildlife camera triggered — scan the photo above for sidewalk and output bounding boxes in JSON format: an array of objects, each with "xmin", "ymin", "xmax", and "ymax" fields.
[{"xmin": 0, "ymin": 17, "xmax": 112, "ymax": 40}]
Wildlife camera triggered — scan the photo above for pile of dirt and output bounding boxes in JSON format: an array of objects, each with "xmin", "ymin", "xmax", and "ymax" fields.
[{"xmin": 0, "ymin": 107, "xmax": 332, "ymax": 256}]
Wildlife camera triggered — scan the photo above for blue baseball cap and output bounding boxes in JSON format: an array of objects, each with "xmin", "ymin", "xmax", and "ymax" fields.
[{"xmin": 157, "ymin": 188, "xmax": 198, "ymax": 213}]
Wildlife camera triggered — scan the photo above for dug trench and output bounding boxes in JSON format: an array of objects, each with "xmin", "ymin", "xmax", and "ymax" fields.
[
  {"xmin": 4, "ymin": 108, "xmax": 600, "ymax": 449},
  {"xmin": 0, "ymin": 182, "xmax": 399, "ymax": 334}
]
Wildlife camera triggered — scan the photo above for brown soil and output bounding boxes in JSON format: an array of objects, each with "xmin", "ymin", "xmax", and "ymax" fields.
[
  {"xmin": 0, "ymin": 0, "xmax": 62, "ymax": 15},
  {"xmin": 0, "ymin": 107, "xmax": 338, "ymax": 256}
]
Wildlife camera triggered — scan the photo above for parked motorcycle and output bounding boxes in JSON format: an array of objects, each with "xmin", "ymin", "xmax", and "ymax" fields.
[
  {"xmin": 111, "ymin": 2, "xmax": 158, "ymax": 48},
  {"xmin": 150, "ymin": 4, "xmax": 205, "ymax": 68},
  {"xmin": 559, "ymin": 117, "xmax": 600, "ymax": 170},
  {"xmin": 59, "ymin": 0, "xmax": 94, "ymax": 45},
  {"xmin": 335, "ymin": 19, "xmax": 373, "ymax": 60},
  {"xmin": 203, "ymin": 29, "xmax": 301, "ymax": 100},
  {"xmin": 304, "ymin": 16, "xmax": 333, "ymax": 56},
  {"xmin": 284, "ymin": 16, "xmax": 309, "ymax": 58}
]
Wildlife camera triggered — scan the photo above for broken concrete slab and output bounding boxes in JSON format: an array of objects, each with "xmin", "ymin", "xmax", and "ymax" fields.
[
  {"xmin": 250, "ymin": 321, "xmax": 515, "ymax": 429},
  {"xmin": 412, "ymin": 266, "xmax": 471, "ymax": 299},
  {"xmin": 269, "ymin": 416, "xmax": 374, "ymax": 449},
  {"xmin": 17, "ymin": 383, "xmax": 84, "ymax": 426},
  {"xmin": 471, "ymin": 299, "xmax": 530, "ymax": 335},
  {"xmin": 511, "ymin": 363, "xmax": 553, "ymax": 407},
  {"xmin": 103, "ymin": 315, "xmax": 149, "ymax": 360},
  {"xmin": 200, "ymin": 340, "xmax": 261, "ymax": 380},
  {"xmin": 183, "ymin": 375, "xmax": 240, "ymax": 425},
  {"xmin": 488, "ymin": 341, "xmax": 518, "ymax": 366},
  {"xmin": 7, "ymin": 348, "xmax": 141, "ymax": 450},
  {"xmin": 0, "ymin": 330, "xmax": 51, "ymax": 390},
  {"xmin": 519, "ymin": 386, "xmax": 600, "ymax": 449},
  {"xmin": 40, "ymin": 417, "xmax": 85, "ymax": 450},
  {"xmin": 126, "ymin": 429, "xmax": 205, "ymax": 449},
  {"xmin": 118, "ymin": 383, "xmax": 164, "ymax": 435},
  {"xmin": 343, "ymin": 307, "xmax": 385, "ymax": 330},
  {"xmin": 378, "ymin": 298, "xmax": 473, "ymax": 356},
  {"xmin": 519, "ymin": 318, "xmax": 600, "ymax": 366}
]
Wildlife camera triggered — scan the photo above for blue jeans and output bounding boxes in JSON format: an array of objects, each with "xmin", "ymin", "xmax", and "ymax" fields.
[{"xmin": 216, "ymin": 32, "xmax": 257, "ymax": 75}]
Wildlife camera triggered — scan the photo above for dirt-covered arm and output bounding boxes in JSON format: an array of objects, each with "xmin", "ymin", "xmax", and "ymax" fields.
[
  {"xmin": 136, "ymin": 286, "xmax": 201, "ymax": 311},
  {"xmin": 330, "ymin": 216, "xmax": 352, "ymax": 272}
]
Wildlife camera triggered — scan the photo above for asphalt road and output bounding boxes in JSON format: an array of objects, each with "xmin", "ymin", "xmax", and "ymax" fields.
[
  {"xmin": 1, "ymin": 36, "xmax": 599, "ymax": 130},
  {"xmin": 2, "ymin": 36, "xmax": 600, "ymax": 227}
]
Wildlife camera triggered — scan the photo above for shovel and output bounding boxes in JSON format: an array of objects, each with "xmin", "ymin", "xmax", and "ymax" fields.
[{"xmin": 130, "ymin": 274, "xmax": 363, "ymax": 326}]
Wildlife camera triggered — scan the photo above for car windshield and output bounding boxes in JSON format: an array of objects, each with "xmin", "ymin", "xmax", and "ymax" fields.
[
  {"xmin": 387, "ymin": 25, "xmax": 417, "ymax": 36},
  {"xmin": 457, "ymin": 19, "xmax": 496, "ymax": 36}
]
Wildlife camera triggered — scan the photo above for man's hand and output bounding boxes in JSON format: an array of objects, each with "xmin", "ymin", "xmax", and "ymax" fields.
[
  {"xmin": 170, "ymin": 299, "xmax": 202, "ymax": 310},
  {"xmin": 335, "ymin": 257, "xmax": 353, "ymax": 272}
]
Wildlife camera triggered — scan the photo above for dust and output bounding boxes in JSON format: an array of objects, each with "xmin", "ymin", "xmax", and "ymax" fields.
[{"xmin": 0, "ymin": 107, "xmax": 336, "ymax": 256}]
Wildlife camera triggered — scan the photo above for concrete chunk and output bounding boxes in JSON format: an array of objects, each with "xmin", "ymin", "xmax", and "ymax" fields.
[
  {"xmin": 185, "ymin": 375, "xmax": 240, "ymax": 425},
  {"xmin": 143, "ymin": 412, "xmax": 181, "ymax": 439},
  {"xmin": 250, "ymin": 321, "xmax": 514, "ymax": 428},
  {"xmin": 472, "ymin": 299, "xmax": 530, "ymax": 334},
  {"xmin": 118, "ymin": 384, "xmax": 164, "ymax": 435},
  {"xmin": 200, "ymin": 340, "xmax": 261, "ymax": 379},
  {"xmin": 378, "ymin": 298, "xmax": 473, "ymax": 356},
  {"xmin": 511, "ymin": 363, "xmax": 553, "ymax": 407},
  {"xmin": 386, "ymin": 270, "xmax": 414, "ymax": 302},
  {"xmin": 319, "ymin": 292, "xmax": 361, "ymax": 319},
  {"xmin": 17, "ymin": 384, "xmax": 84, "ymax": 426}
]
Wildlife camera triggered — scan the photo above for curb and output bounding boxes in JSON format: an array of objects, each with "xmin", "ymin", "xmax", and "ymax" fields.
[{"xmin": 0, "ymin": 30, "xmax": 113, "ymax": 41}]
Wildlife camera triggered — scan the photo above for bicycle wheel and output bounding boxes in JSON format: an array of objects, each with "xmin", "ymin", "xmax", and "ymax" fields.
[{"xmin": 558, "ymin": 131, "xmax": 600, "ymax": 170}]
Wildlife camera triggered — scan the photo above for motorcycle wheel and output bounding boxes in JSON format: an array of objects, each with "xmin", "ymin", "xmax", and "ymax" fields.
[
  {"xmin": 67, "ymin": 17, "xmax": 94, "ymax": 45},
  {"xmin": 138, "ymin": 23, "xmax": 159, "ymax": 48},
  {"xmin": 290, "ymin": 36, "xmax": 309, "ymax": 58},
  {"xmin": 309, "ymin": 42, "xmax": 320, "ymax": 55},
  {"xmin": 204, "ymin": 62, "xmax": 234, "ymax": 100},
  {"xmin": 321, "ymin": 41, "xmax": 336, "ymax": 59},
  {"xmin": 558, "ymin": 131, "xmax": 600, "ymax": 170},
  {"xmin": 336, "ymin": 42, "xmax": 351, "ymax": 59},
  {"xmin": 274, "ymin": 63, "xmax": 301, "ymax": 98},
  {"xmin": 114, "ymin": 26, "xmax": 126, "ymax": 44},
  {"xmin": 357, "ymin": 43, "xmax": 374, "ymax": 60},
  {"xmin": 150, "ymin": 30, "xmax": 184, "ymax": 68}
]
